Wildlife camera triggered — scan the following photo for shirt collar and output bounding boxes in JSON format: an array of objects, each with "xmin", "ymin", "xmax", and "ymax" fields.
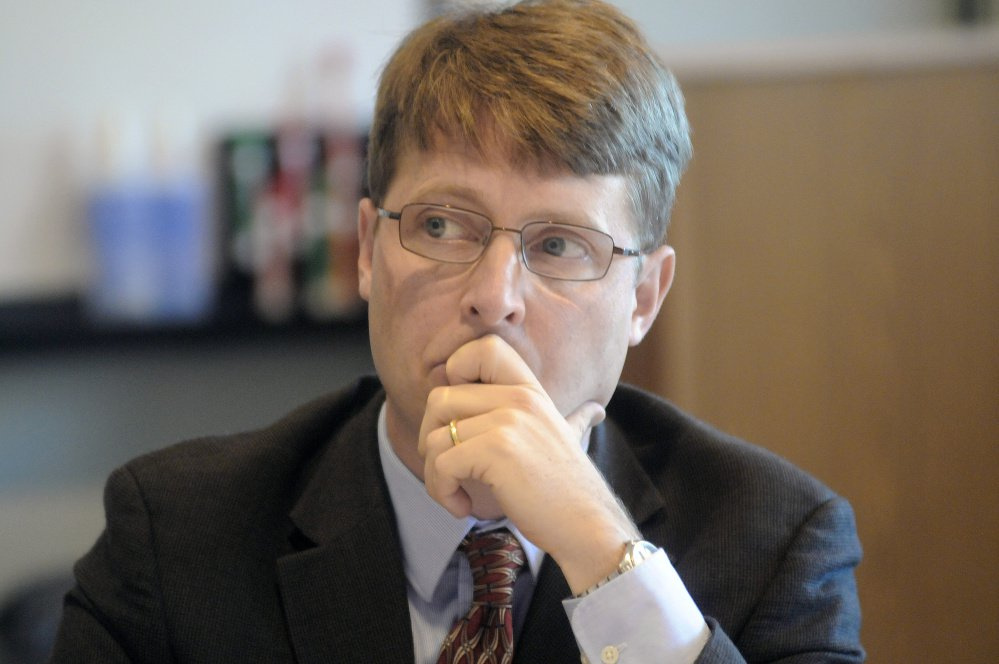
[{"xmin": 376, "ymin": 401, "xmax": 545, "ymax": 602}]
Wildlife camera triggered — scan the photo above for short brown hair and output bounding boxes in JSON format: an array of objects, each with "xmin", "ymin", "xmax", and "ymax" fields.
[{"xmin": 367, "ymin": 0, "xmax": 691, "ymax": 248}]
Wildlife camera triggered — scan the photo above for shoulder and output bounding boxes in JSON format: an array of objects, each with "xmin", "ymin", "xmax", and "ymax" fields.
[
  {"xmin": 105, "ymin": 376, "xmax": 385, "ymax": 532},
  {"xmin": 602, "ymin": 383, "xmax": 842, "ymax": 542},
  {"xmin": 131, "ymin": 375, "xmax": 380, "ymax": 466},
  {"xmin": 604, "ymin": 384, "xmax": 862, "ymax": 639}
]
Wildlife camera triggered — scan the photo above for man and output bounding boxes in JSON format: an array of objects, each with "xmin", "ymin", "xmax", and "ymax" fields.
[{"xmin": 52, "ymin": 1, "xmax": 863, "ymax": 662}]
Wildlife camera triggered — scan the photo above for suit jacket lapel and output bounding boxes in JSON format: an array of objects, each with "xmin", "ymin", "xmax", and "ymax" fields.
[
  {"xmin": 271, "ymin": 381, "xmax": 671, "ymax": 664},
  {"xmin": 515, "ymin": 556, "xmax": 577, "ymax": 663},
  {"xmin": 515, "ymin": 418, "xmax": 668, "ymax": 663},
  {"xmin": 590, "ymin": 417, "xmax": 668, "ymax": 529},
  {"xmin": 277, "ymin": 388, "xmax": 415, "ymax": 664}
]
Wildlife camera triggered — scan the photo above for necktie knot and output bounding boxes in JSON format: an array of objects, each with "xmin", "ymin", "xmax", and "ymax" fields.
[
  {"xmin": 437, "ymin": 528, "xmax": 526, "ymax": 664},
  {"xmin": 462, "ymin": 529, "xmax": 526, "ymax": 609}
]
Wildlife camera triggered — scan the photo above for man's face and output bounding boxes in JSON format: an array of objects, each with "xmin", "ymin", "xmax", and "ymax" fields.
[{"xmin": 357, "ymin": 141, "xmax": 673, "ymax": 456}]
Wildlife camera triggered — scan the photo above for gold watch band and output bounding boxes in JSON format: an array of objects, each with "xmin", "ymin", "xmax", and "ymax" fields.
[{"xmin": 575, "ymin": 539, "xmax": 659, "ymax": 598}]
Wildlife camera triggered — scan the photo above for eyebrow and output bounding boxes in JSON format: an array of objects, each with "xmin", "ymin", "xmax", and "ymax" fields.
[
  {"xmin": 408, "ymin": 183, "xmax": 483, "ymax": 209},
  {"xmin": 407, "ymin": 185, "xmax": 599, "ymax": 229}
]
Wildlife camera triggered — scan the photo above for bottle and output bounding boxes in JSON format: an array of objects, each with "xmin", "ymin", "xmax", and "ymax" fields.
[
  {"xmin": 302, "ymin": 45, "xmax": 365, "ymax": 320},
  {"xmin": 85, "ymin": 107, "xmax": 213, "ymax": 325},
  {"xmin": 148, "ymin": 108, "xmax": 213, "ymax": 322},
  {"xmin": 85, "ymin": 109, "xmax": 159, "ymax": 323}
]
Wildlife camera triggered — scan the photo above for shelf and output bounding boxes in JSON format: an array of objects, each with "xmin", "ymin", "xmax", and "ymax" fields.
[{"xmin": 0, "ymin": 290, "xmax": 368, "ymax": 355}]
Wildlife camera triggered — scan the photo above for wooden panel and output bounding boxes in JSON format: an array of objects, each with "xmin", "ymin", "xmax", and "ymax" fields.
[{"xmin": 624, "ymin": 66, "xmax": 999, "ymax": 662}]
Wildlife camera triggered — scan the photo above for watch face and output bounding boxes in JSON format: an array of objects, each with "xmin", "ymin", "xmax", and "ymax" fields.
[{"xmin": 634, "ymin": 540, "xmax": 658, "ymax": 560}]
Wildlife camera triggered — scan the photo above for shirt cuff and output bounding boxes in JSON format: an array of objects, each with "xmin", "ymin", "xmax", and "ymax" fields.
[{"xmin": 562, "ymin": 549, "xmax": 709, "ymax": 663}]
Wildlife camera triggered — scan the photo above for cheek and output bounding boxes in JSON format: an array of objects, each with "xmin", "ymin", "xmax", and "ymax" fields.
[
  {"xmin": 367, "ymin": 253, "xmax": 461, "ymax": 353},
  {"xmin": 577, "ymin": 276, "xmax": 636, "ymax": 339},
  {"xmin": 535, "ymin": 284, "xmax": 634, "ymax": 408}
]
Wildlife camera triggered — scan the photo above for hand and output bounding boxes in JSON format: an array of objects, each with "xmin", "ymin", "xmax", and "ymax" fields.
[{"xmin": 417, "ymin": 334, "xmax": 639, "ymax": 594}]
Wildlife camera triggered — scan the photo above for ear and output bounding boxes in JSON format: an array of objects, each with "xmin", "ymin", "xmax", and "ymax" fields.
[
  {"xmin": 629, "ymin": 244, "xmax": 675, "ymax": 346},
  {"xmin": 357, "ymin": 198, "xmax": 379, "ymax": 302}
]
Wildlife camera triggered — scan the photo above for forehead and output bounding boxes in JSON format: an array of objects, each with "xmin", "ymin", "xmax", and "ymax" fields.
[{"xmin": 386, "ymin": 142, "xmax": 636, "ymax": 236}]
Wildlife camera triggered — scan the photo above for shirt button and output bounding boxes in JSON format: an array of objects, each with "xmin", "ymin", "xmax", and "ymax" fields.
[{"xmin": 600, "ymin": 645, "xmax": 620, "ymax": 663}]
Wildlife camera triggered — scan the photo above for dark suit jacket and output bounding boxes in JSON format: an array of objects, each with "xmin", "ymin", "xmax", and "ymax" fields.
[{"xmin": 51, "ymin": 376, "xmax": 863, "ymax": 663}]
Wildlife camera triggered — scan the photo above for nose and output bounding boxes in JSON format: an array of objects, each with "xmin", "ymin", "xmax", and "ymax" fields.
[{"xmin": 459, "ymin": 231, "xmax": 526, "ymax": 328}]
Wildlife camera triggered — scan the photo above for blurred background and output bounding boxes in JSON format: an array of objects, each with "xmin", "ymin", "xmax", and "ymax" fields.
[{"xmin": 1, "ymin": 0, "xmax": 996, "ymax": 662}]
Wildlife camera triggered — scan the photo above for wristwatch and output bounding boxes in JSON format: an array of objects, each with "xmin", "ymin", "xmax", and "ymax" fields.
[{"xmin": 576, "ymin": 539, "xmax": 659, "ymax": 598}]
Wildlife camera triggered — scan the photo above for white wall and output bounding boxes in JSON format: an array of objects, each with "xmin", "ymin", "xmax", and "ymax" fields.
[
  {"xmin": 0, "ymin": 0, "xmax": 981, "ymax": 301},
  {"xmin": 0, "ymin": 0, "xmax": 420, "ymax": 300},
  {"xmin": 614, "ymin": 0, "xmax": 951, "ymax": 45},
  {"xmin": 3, "ymin": 0, "xmax": 994, "ymax": 303}
]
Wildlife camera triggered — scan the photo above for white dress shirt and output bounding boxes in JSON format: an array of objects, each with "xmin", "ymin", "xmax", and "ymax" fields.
[{"xmin": 376, "ymin": 402, "xmax": 709, "ymax": 663}]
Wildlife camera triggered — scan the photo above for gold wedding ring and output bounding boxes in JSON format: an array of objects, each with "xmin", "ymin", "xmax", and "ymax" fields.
[{"xmin": 448, "ymin": 419, "xmax": 462, "ymax": 446}]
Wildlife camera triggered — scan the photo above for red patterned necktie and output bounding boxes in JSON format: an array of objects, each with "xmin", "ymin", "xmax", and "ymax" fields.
[{"xmin": 436, "ymin": 528, "xmax": 527, "ymax": 664}]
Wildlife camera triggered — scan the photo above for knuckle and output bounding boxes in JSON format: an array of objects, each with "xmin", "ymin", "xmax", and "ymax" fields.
[
  {"xmin": 494, "ymin": 407, "xmax": 521, "ymax": 428},
  {"xmin": 502, "ymin": 387, "xmax": 539, "ymax": 412},
  {"xmin": 481, "ymin": 334, "xmax": 503, "ymax": 352},
  {"xmin": 425, "ymin": 386, "xmax": 448, "ymax": 411},
  {"xmin": 491, "ymin": 434, "xmax": 518, "ymax": 459}
]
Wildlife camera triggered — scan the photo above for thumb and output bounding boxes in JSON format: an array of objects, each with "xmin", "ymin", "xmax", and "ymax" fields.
[{"xmin": 566, "ymin": 400, "xmax": 606, "ymax": 440}]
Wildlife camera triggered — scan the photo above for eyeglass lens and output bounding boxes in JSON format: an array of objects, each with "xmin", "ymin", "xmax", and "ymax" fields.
[{"xmin": 397, "ymin": 204, "xmax": 615, "ymax": 281}]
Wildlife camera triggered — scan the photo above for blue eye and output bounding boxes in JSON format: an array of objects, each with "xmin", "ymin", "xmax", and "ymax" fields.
[
  {"xmin": 540, "ymin": 236, "xmax": 567, "ymax": 256},
  {"xmin": 527, "ymin": 227, "xmax": 591, "ymax": 261},
  {"xmin": 423, "ymin": 216, "xmax": 449, "ymax": 238}
]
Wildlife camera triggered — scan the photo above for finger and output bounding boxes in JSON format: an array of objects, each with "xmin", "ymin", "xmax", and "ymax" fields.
[
  {"xmin": 422, "ymin": 423, "xmax": 473, "ymax": 517},
  {"xmin": 419, "ymin": 400, "xmax": 497, "ymax": 466},
  {"xmin": 422, "ymin": 335, "xmax": 541, "ymax": 452},
  {"xmin": 421, "ymin": 382, "xmax": 532, "ymax": 435},
  {"xmin": 565, "ymin": 400, "xmax": 606, "ymax": 440},
  {"xmin": 419, "ymin": 414, "xmax": 457, "ymax": 467},
  {"xmin": 445, "ymin": 335, "xmax": 539, "ymax": 388}
]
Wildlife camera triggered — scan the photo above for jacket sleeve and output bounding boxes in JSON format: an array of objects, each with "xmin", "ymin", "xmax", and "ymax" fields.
[
  {"xmin": 50, "ymin": 465, "xmax": 173, "ymax": 664},
  {"xmin": 696, "ymin": 496, "xmax": 864, "ymax": 663}
]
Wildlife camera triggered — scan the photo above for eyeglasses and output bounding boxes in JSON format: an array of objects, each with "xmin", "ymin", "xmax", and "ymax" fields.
[{"xmin": 376, "ymin": 203, "xmax": 643, "ymax": 281}]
